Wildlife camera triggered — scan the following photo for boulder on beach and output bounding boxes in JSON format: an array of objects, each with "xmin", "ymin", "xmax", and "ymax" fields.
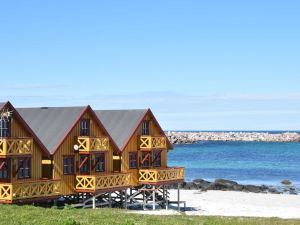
[
  {"xmin": 281, "ymin": 180, "xmax": 292, "ymax": 185},
  {"xmin": 203, "ymin": 179, "xmax": 243, "ymax": 191},
  {"xmin": 192, "ymin": 179, "xmax": 211, "ymax": 190}
]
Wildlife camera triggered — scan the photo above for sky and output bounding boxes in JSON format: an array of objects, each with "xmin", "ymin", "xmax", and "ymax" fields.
[{"xmin": 0, "ymin": 0, "xmax": 300, "ymax": 130}]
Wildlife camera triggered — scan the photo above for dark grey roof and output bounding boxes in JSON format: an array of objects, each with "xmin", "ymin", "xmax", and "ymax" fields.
[
  {"xmin": 0, "ymin": 102, "xmax": 6, "ymax": 110},
  {"xmin": 95, "ymin": 109, "xmax": 147, "ymax": 150},
  {"xmin": 17, "ymin": 107, "xmax": 86, "ymax": 154}
]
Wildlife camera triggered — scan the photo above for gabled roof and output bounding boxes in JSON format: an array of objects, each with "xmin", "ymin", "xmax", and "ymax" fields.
[
  {"xmin": 17, "ymin": 106, "xmax": 120, "ymax": 155},
  {"xmin": 1, "ymin": 101, "xmax": 50, "ymax": 157},
  {"xmin": 95, "ymin": 109, "xmax": 148, "ymax": 150},
  {"xmin": 17, "ymin": 106, "xmax": 86, "ymax": 155},
  {"xmin": 95, "ymin": 109, "xmax": 173, "ymax": 151}
]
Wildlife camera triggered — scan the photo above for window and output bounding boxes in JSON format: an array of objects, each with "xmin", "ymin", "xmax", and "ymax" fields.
[
  {"xmin": 0, "ymin": 119, "xmax": 10, "ymax": 138},
  {"xmin": 80, "ymin": 119, "xmax": 90, "ymax": 136},
  {"xmin": 141, "ymin": 120, "xmax": 150, "ymax": 135},
  {"xmin": 63, "ymin": 156, "xmax": 74, "ymax": 175},
  {"xmin": 153, "ymin": 150, "xmax": 162, "ymax": 167},
  {"xmin": 141, "ymin": 151, "xmax": 151, "ymax": 168},
  {"xmin": 129, "ymin": 152, "xmax": 138, "ymax": 169},
  {"xmin": 18, "ymin": 158, "xmax": 31, "ymax": 179},
  {"xmin": 94, "ymin": 153, "xmax": 105, "ymax": 172},
  {"xmin": 0, "ymin": 159, "xmax": 9, "ymax": 180},
  {"xmin": 79, "ymin": 155, "xmax": 90, "ymax": 174}
]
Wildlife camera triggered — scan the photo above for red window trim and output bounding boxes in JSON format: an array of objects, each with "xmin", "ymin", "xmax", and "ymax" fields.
[{"xmin": 0, "ymin": 158, "xmax": 10, "ymax": 182}]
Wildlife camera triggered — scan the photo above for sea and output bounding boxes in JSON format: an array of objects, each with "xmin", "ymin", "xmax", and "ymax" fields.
[{"xmin": 168, "ymin": 131, "xmax": 300, "ymax": 188}]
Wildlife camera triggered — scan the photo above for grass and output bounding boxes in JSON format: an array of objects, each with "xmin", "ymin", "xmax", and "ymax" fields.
[{"xmin": 0, "ymin": 205, "xmax": 300, "ymax": 225}]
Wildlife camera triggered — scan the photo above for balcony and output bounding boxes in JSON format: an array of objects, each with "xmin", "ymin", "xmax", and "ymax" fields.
[
  {"xmin": 0, "ymin": 179, "xmax": 61, "ymax": 202},
  {"xmin": 77, "ymin": 137, "xmax": 109, "ymax": 152},
  {"xmin": 139, "ymin": 167, "xmax": 184, "ymax": 184},
  {"xmin": 75, "ymin": 173, "xmax": 131, "ymax": 192},
  {"xmin": 139, "ymin": 136, "xmax": 167, "ymax": 149},
  {"xmin": 0, "ymin": 138, "xmax": 33, "ymax": 156}
]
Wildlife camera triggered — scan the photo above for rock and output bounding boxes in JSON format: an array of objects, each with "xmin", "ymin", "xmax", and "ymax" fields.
[
  {"xmin": 203, "ymin": 179, "xmax": 241, "ymax": 191},
  {"xmin": 281, "ymin": 180, "xmax": 292, "ymax": 185},
  {"xmin": 268, "ymin": 187, "xmax": 281, "ymax": 194},
  {"xmin": 243, "ymin": 185, "xmax": 265, "ymax": 193},
  {"xmin": 192, "ymin": 179, "xmax": 211, "ymax": 190},
  {"xmin": 166, "ymin": 131, "xmax": 300, "ymax": 144},
  {"xmin": 290, "ymin": 190, "xmax": 298, "ymax": 195},
  {"xmin": 170, "ymin": 178, "xmax": 297, "ymax": 195}
]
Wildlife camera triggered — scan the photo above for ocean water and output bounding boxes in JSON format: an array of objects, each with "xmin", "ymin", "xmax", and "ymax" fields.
[{"xmin": 168, "ymin": 141, "xmax": 300, "ymax": 187}]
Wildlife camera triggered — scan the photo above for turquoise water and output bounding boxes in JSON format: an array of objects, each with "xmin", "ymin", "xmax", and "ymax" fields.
[{"xmin": 168, "ymin": 141, "xmax": 300, "ymax": 186}]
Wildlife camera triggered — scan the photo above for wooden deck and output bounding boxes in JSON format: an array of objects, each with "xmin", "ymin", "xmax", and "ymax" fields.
[
  {"xmin": 75, "ymin": 173, "xmax": 131, "ymax": 192},
  {"xmin": 0, "ymin": 179, "xmax": 61, "ymax": 202},
  {"xmin": 139, "ymin": 136, "xmax": 167, "ymax": 149},
  {"xmin": 77, "ymin": 136, "xmax": 109, "ymax": 152},
  {"xmin": 138, "ymin": 167, "xmax": 184, "ymax": 184},
  {"xmin": 0, "ymin": 138, "xmax": 33, "ymax": 156}
]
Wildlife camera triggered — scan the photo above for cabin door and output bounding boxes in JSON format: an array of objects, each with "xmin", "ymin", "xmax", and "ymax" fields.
[
  {"xmin": 79, "ymin": 155, "xmax": 90, "ymax": 174},
  {"xmin": 42, "ymin": 162, "xmax": 53, "ymax": 179},
  {"xmin": 0, "ymin": 158, "xmax": 10, "ymax": 182},
  {"xmin": 113, "ymin": 155, "xmax": 121, "ymax": 172}
]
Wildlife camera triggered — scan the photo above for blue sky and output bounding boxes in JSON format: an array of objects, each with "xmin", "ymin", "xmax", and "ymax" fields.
[{"xmin": 1, "ymin": 1, "xmax": 300, "ymax": 130}]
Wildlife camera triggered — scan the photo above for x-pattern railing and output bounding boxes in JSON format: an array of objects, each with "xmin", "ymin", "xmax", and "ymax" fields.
[
  {"xmin": 76, "ymin": 173, "xmax": 131, "ymax": 191},
  {"xmin": 77, "ymin": 137, "xmax": 109, "ymax": 152},
  {"xmin": 0, "ymin": 184, "xmax": 12, "ymax": 201},
  {"xmin": 0, "ymin": 180, "xmax": 61, "ymax": 202},
  {"xmin": 0, "ymin": 138, "xmax": 32, "ymax": 156},
  {"xmin": 139, "ymin": 167, "xmax": 184, "ymax": 183},
  {"xmin": 140, "ymin": 136, "xmax": 167, "ymax": 149}
]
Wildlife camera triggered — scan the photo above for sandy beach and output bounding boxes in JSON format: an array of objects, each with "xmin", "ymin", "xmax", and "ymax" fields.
[{"xmin": 132, "ymin": 190, "xmax": 300, "ymax": 219}]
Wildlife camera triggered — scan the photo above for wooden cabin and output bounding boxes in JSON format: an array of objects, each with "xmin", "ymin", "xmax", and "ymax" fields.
[
  {"xmin": 0, "ymin": 102, "xmax": 184, "ymax": 209},
  {"xmin": 0, "ymin": 102, "xmax": 60, "ymax": 203},
  {"xmin": 94, "ymin": 109, "xmax": 184, "ymax": 187},
  {"xmin": 17, "ymin": 106, "xmax": 131, "ymax": 197}
]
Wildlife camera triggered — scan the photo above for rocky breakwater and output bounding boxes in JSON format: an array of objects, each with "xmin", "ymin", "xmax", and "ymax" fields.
[
  {"xmin": 171, "ymin": 179, "xmax": 299, "ymax": 195},
  {"xmin": 166, "ymin": 131, "xmax": 300, "ymax": 144}
]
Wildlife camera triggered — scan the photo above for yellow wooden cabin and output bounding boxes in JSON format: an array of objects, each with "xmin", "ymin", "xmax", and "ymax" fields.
[
  {"xmin": 0, "ymin": 102, "xmax": 184, "ymax": 209},
  {"xmin": 0, "ymin": 102, "xmax": 60, "ymax": 203},
  {"xmin": 95, "ymin": 109, "xmax": 184, "ymax": 186},
  {"xmin": 17, "ymin": 105, "xmax": 131, "ymax": 197}
]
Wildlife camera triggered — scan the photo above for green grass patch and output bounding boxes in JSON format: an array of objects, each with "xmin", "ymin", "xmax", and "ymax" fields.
[{"xmin": 0, "ymin": 205, "xmax": 299, "ymax": 225}]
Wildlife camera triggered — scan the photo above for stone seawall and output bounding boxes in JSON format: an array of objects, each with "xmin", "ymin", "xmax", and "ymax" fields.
[{"xmin": 166, "ymin": 131, "xmax": 300, "ymax": 144}]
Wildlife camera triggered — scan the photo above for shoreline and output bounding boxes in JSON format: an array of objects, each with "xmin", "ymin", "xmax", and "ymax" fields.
[
  {"xmin": 173, "ymin": 178, "xmax": 299, "ymax": 195},
  {"xmin": 166, "ymin": 131, "xmax": 300, "ymax": 144}
]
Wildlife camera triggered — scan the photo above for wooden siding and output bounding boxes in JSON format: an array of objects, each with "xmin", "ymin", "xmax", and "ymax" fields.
[
  {"xmin": 52, "ymin": 111, "xmax": 115, "ymax": 195},
  {"xmin": 121, "ymin": 112, "xmax": 168, "ymax": 186},
  {"xmin": 4, "ymin": 107, "xmax": 43, "ymax": 183}
]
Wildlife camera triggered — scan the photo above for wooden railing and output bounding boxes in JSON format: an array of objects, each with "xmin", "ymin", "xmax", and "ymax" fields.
[
  {"xmin": 77, "ymin": 137, "xmax": 109, "ymax": 152},
  {"xmin": 0, "ymin": 180, "xmax": 61, "ymax": 202},
  {"xmin": 75, "ymin": 173, "xmax": 131, "ymax": 192},
  {"xmin": 0, "ymin": 183, "xmax": 12, "ymax": 201},
  {"xmin": 139, "ymin": 167, "xmax": 184, "ymax": 184},
  {"xmin": 0, "ymin": 138, "xmax": 33, "ymax": 156},
  {"xmin": 139, "ymin": 136, "xmax": 167, "ymax": 149}
]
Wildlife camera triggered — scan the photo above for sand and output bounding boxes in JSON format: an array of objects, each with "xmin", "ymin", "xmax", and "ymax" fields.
[{"xmin": 131, "ymin": 190, "xmax": 300, "ymax": 219}]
